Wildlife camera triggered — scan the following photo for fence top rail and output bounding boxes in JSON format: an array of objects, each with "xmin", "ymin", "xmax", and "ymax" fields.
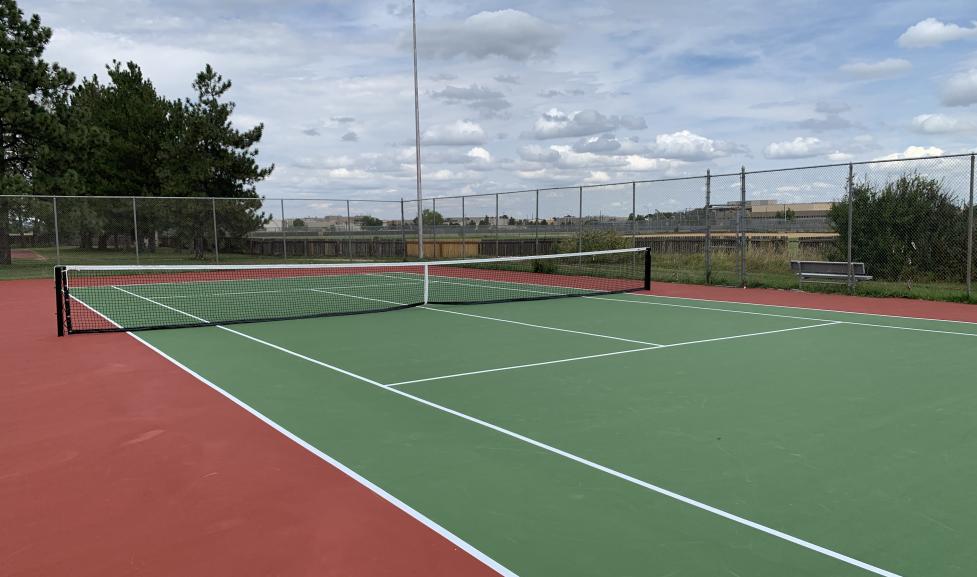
[
  {"xmin": 0, "ymin": 194, "xmax": 404, "ymax": 203},
  {"xmin": 2, "ymin": 152, "xmax": 974, "ymax": 206},
  {"xmin": 422, "ymin": 153, "xmax": 977, "ymax": 201}
]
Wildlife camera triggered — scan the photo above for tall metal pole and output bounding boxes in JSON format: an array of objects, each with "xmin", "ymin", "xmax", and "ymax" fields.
[
  {"xmin": 738, "ymin": 167, "xmax": 746, "ymax": 287},
  {"xmin": 400, "ymin": 199, "xmax": 407, "ymax": 259},
  {"xmin": 132, "ymin": 197, "xmax": 140, "ymax": 265},
  {"xmin": 494, "ymin": 193, "xmax": 500, "ymax": 257},
  {"xmin": 411, "ymin": 0, "xmax": 424, "ymax": 259},
  {"xmin": 211, "ymin": 198, "xmax": 220, "ymax": 263},
  {"xmin": 461, "ymin": 196, "xmax": 466, "ymax": 258},
  {"xmin": 346, "ymin": 199, "xmax": 353, "ymax": 262},
  {"xmin": 534, "ymin": 190, "xmax": 540, "ymax": 256},
  {"xmin": 281, "ymin": 198, "xmax": 287, "ymax": 261},
  {"xmin": 52, "ymin": 196, "xmax": 60, "ymax": 265},
  {"xmin": 847, "ymin": 163, "xmax": 855, "ymax": 293},
  {"xmin": 967, "ymin": 154, "xmax": 974, "ymax": 299},
  {"xmin": 705, "ymin": 170, "xmax": 712, "ymax": 284},
  {"xmin": 432, "ymin": 197, "xmax": 437, "ymax": 259}
]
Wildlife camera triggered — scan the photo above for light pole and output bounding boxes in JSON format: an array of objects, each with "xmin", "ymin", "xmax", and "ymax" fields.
[{"xmin": 411, "ymin": 0, "xmax": 424, "ymax": 259}]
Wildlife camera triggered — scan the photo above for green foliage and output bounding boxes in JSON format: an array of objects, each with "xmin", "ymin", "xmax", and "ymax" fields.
[
  {"xmin": 558, "ymin": 229, "xmax": 627, "ymax": 253},
  {"xmin": 413, "ymin": 209, "xmax": 444, "ymax": 225},
  {"xmin": 0, "ymin": 0, "xmax": 76, "ymax": 263},
  {"xmin": 355, "ymin": 215, "xmax": 383, "ymax": 228},
  {"xmin": 828, "ymin": 173, "xmax": 969, "ymax": 283},
  {"xmin": 292, "ymin": 218, "xmax": 306, "ymax": 228}
]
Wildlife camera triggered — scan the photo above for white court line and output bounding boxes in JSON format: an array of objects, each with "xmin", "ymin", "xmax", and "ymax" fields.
[
  {"xmin": 96, "ymin": 289, "xmax": 901, "ymax": 577},
  {"xmin": 70, "ymin": 293, "xmax": 516, "ymax": 577},
  {"xmin": 374, "ymin": 270, "xmax": 977, "ymax": 335},
  {"xmin": 308, "ymin": 287, "xmax": 663, "ymax": 347},
  {"xmin": 586, "ymin": 296, "xmax": 977, "ymax": 339},
  {"xmin": 387, "ymin": 321, "xmax": 840, "ymax": 387}
]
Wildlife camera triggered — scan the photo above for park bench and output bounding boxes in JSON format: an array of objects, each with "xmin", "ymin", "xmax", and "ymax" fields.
[{"xmin": 789, "ymin": 260, "xmax": 872, "ymax": 286}]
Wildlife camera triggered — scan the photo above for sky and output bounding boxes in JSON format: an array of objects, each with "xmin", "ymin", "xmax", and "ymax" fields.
[{"xmin": 22, "ymin": 0, "xmax": 977, "ymax": 217}]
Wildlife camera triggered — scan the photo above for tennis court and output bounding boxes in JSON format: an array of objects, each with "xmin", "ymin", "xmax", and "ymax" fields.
[{"xmin": 53, "ymin": 250, "xmax": 977, "ymax": 576}]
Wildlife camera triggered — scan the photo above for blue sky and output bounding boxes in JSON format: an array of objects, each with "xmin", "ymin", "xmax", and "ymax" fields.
[{"xmin": 25, "ymin": 0, "xmax": 977, "ymax": 211}]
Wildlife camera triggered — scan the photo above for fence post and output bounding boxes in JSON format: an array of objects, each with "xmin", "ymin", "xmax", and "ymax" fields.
[
  {"xmin": 211, "ymin": 198, "xmax": 219, "ymax": 263},
  {"xmin": 738, "ymin": 167, "xmax": 746, "ymax": 287},
  {"xmin": 705, "ymin": 170, "xmax": 712, "ymax": 284},
  {"xmin": 535, "ymin": 189, "xmax": 540, "ymax": 256},
  {"xmin": 495, "ymin": 193, "xmax": 500, "ymax": 257},
  {"xmin": 461, "ymin": 196, "xmax": 467, "ymax": 258},
  {"xmin": 432, "ymin": 197, "xmax": 437, "ymax": 259},
  {"xmin": 968, "ymin": 154, "xmax": 974, "ymax": 299},
  {"xmin": 400, "ymin": 199, "xmax": 407, "ymax": 259},
  {"xmin": 52, "ymin": 196, "xmax": 61, "ymax": 265},
  {"xmin": 631, "ymin": 182, "xmax": 637, "ymax": 248},
  {"xmin": 280, "ymin": 198, "xmax": 287, "ymax": 261},
  {"xmin": 131, "ymin": 197, "xmax": 140, "ymax": 265},
  {"xmin": 847, "ymin": 163, "xmax": 855, "ymax": 293},
  {"xmin": 578, "ymin": 186, "xmax": 584, "ymax": 254},
  {"xmin": 346, "ymin": 199, "xmax": 353, "ymax": 262}
]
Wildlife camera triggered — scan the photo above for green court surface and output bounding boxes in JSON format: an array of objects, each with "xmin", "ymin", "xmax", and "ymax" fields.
[{"xmin": 74, "ymin": 288, "xmax": 977, "ymax": 576}]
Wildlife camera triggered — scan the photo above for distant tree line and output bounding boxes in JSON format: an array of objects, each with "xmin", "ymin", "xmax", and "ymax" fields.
[{"xmin": 0, "ymin": 0, "xmax": 273, "ymax": 264}]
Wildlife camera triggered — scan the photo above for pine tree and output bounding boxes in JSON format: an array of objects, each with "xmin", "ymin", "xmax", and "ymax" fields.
[{"xmin": 0, "ymin": 0, "xmax": 75, "ymax": 264}]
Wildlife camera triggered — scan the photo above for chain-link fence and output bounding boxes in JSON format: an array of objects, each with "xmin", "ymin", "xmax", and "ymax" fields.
[{"xmin": 3, "ymin": 153, "xmax": 975, "ymax": 302}]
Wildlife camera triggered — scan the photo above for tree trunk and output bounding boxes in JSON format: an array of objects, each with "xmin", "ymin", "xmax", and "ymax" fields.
[{"xmin": 98, "ymin": 233, "xmax": 108, "ymax": 250}]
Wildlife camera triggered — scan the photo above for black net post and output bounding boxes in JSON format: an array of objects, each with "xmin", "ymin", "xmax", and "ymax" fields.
[
  {"xmin": 644, "ymin": 247, "xmax": 652, "ymax": 290},
  {"xmin": 55, "ymin": 265, "xmax": 65, "ymax": 336},
  {"xmin": 847, "ymin": 163, "xmax": 855, "ymax": 293},
  {"xmin": 968, "ymin": 154, "xmax": 974, "ymax": 300},
  {"xmin": 705, "ymin": 170, "xmax": 712, "ymax": 284}
]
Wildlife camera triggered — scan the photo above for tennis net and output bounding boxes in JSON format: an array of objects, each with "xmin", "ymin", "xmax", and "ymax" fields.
[{"xmin": 55, "ymin": 247, "xmax": 651, "ymax": 335}]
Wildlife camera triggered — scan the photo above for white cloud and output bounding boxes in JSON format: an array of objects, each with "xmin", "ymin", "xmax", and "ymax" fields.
[
  {"xmin": 528, "ymin": 109, "xmax": 646, "ymax": 139},
  {"xmin": 839, "ymin": 58, "xmax": 912, "ymax": 79},
  {"xmin": 422, "ymin": 120, "xmax": 486, "ymax": 146},
  {"xmin": 874, "ymin": 146, "xmax": 945, "ymax": 161},
  {"xmin": 327, "ymin": 168, "xmax": 372, "ymax": 179},
  {"xmin": 648, "ymin": 130, "xmax": 746, "ymax": 161},
  {"xmin": 898, "ymin": 18, "xmax": 977, "ymax": 48},
  {"xmin": 623, "ymin": 155, "xmax": 674, "ymax": 171},
  {"xmin": 942, "ymin": 69, "xmax": 977, "ymax": 107},
  {"xmin": 826, "ymin": 151, "xmax": 853, "ymax": 162},
  {"xmin": 415, "ymin": 10, "xmax": 561, "ymax": 61},
  {"xmin": 467, "ymin": 147, "xmax": 493, "ymax": 162},
  {"xmin": 763, "ymin": 137, "xmax": 832, "ymax": 159},
  {"xmin": 911, "ymin": 113, "xmax": 977, "ymax": 134},
  {"xmin": 584, "ymin": 171, "xmax": 611, "ymax": 183}
]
